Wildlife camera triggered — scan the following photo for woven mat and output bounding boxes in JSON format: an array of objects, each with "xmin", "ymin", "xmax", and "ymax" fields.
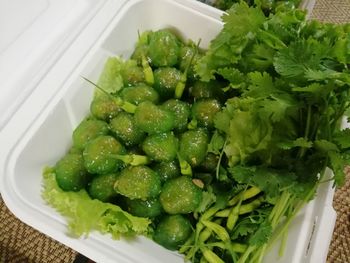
[
  {"xmin": 1, "ymin": 1, "xmax": 350, "ymax": 263},
  {"xmin": 0, "ymin": 196, "xmax": 77, "ymax": 263},
  {"xmin": 311, "ymin": 2, "xmax": 350, "ymax": 262},
  {"xmin": 326, "ymin": 169, "xmax": 350, "ymax": 263}
]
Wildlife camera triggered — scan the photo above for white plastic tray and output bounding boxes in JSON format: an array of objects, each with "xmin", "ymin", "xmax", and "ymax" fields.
[{"xmin": 0, "ymin": 1, "xmax": 335, "ymax": 262}]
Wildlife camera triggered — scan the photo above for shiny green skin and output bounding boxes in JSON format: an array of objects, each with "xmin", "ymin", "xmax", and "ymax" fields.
[
  {"xmin": 83, "ymin": 135, "xmax": 126, "ymax": 174},
  {"xmin": 152, "ymin": 161, "xmax": 180, "ymax": 183},
  {"xmin": 90, "ymin": 96, "xmax": 121, "ymax": 121},
  {"xmin": 134, "ymin": 101, "xmax": 175, "ymax": 134},
  {"xmin": 161, "ymin": 99, "xmax": 190, "ymax": 132},
  {"xmin": 120, "ymin": 83, "xmax": 159, "ymax": 105},
  {"xmin": 142, "ymin": 132, "xmax": 178, "ymax": 162},
  {"xmin": 160, "ymin": 176, "xmax": 202, "ymax": 214},
  {"xmin": 198, "ymin": 153, "xmax": 219, "ymax": 173},
  {"xmin": 130, "ymin": 44, "xmax": 149, "ymax": 66},
  {"xmin": 114, "ymin": 166, "xmax": 161, "ymax": 200},
  {"xmin": 179, "ymin": 45, "xmax": 202, "ymax": 81},
  {"xmin": 121, "ymin": 60, "xmax": 145, "ymax": 86},
  {"xmin": 110, "ymin": 112, "xmax": 145, "ymax": 147},
  {"xmin": 72, "ymin": 119, "xmax": 110, "ymax": 150},
  {"xmin": 125, "ymin": 197, "xmax": 163, "ymax": 218},
  {"xmin": 189, "ymin": 80, "xmax": 225, "ymax": 100},
  {"xmin": 153, "ymin": 215, "xmax": 193, "ymax": 250},
  {"xmin": 88, "ymin": 173, "xmax": 118, "ymax": 202},
  {"xmin": 148, "ymin": 30, "xmax": 181, "ymax": 67},
  {"xmin": 55, "ymin": 153, "xmax": 89, "ymax": 192},
  {"xmin": 191, "ymin": 99, "xmax": 221, "ymax": 129},
  {"xmin": 153, "ymin": 67, "xmax": 181, "ymax": 100},
  {"xmin": 179, "ymin": 129, "xmax": 209, "ymax": 167}
]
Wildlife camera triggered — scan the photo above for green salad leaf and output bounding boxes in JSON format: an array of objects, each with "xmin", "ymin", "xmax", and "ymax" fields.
[
  {"xmin": 95, "ymin": 57, "xmax": 124, "ymax": 96},
  {"xmin": 42, "ymin": 167, "xmax": 151, "ymax": 238}
]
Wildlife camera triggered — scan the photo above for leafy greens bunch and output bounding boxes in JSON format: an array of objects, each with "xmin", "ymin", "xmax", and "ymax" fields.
[
  {"xmin": 210, "ymin": 0, "xmax": 302, "ymax": 15},
  {"xmin": 185, "ymin": 2, "xmax": 350, "ymax": 262}
]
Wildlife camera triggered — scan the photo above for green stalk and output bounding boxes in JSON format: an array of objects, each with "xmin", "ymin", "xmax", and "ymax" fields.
[
  {"xmin": 179, "ymin": 232, "xmax": 195, "ymax": 254},
  {"xmin": 82, "ymin": 77, "xmax": 137, "ymax": 113},
  {"xmin": 201, "ymin": 248, "xmax": 225, "ymax": 263},
  {"xmin": 298, "ymin": 104, "xmax": 312, "ymax": 159},
  {"xmin": 177, "ymin": 153, "xmax": 193, "ymax": 176},
  {"xmin": 141, "ymin": 54, "xmax": 154, "ymax": 86},
  {"xmin": 216, "ymin": 140, "xmax": 227, "ymax": 180},
  {"xmin": 209, "ymin": 242, "xmax": 248, "ymax": 254},
  {"xmin": 175, "ymin": 40, "xmax": 200, "ymax": 99},
  {"xmin": 215, "ymin": 196, "xmax": 264, "ymax": 217},
  {"xmin": 278, "ymin": 224, "xmax": 289, "ymax": 257},
  {"xmin": 237, "ymin": 245, "xmax": 256, "ymax": 263},
  {"xmin": 228, "ymin": 186, "xmax": 261, "ymax": 206},
  {"xmin": 109, "ymin": 154, "xmax": 149, "ymax": 166}
]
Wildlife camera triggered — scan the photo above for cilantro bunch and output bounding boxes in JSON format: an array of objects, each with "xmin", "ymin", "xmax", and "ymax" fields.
[
  {"xmin": 211, "ymin": 0, "xmax": 302, "ymax": 15},
  {"xmin": 182, "ymin": 2, "xmax": 350, "ymax": 262}
]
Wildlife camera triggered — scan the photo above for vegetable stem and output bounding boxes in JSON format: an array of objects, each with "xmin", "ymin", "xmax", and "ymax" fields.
[
  {"xmin": 109, "ymin": 154, "xmax": 149, "ymax": 166},
  {"xmin": 177, "ymin": 153, "xmax": 193, "ymax": 176},
  {"xmin": 82, "ymin": 77, "xmax": 137, "ymax": 113},
  {"xmin": 141, "ymin": 54, "xmax": 154, "ymax": 86},
  {"xmin": 228, "ymin": 186, "xmax": 261, "ymax": 206}
]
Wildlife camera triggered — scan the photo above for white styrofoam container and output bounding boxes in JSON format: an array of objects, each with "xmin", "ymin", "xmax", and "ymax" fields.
[{"xmin": 0, "ymin": 0, "xmax": 336, "ymax": 262}]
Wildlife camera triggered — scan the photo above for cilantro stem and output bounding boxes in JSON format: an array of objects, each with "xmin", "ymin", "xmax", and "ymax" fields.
[
  {"xmin": 298, "ymin": 104, "xmax": 312, "ymax": 159},
  {"xmin": 216, "ymin": 140, "xmax": 227, "ymax": 180},
  {"xmin": 237, "ymin": 245, "xmax": 256, "ymax": 263}
]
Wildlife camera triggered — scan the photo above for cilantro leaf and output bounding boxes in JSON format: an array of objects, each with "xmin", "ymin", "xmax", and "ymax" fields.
[
  {"xmin": 328, "ymin": 151, "xmax": 350, "ymax": 186},
  {"xmin": 228, "ymin": 165, "xmax": 297, "ymax": 198},
  {"xmin": 333, "ymin": 128, "xmax": 350, "ymax": 149},
  {"xmin": 208, "ymin": 131, "xmax": 226, "ymax": 155},
  {"xmin": 248, "ymin": 220, "xmax": 272, "ymax": 246}
]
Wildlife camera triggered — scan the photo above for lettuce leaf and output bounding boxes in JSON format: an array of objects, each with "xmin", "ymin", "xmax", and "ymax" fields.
[
  {"xmin": 95, "ymin": 57, "xmax": 124, "ymax": 97},
  {"xmin": 42, "ymin": 167, "xmax": 151, "ymax": 239}
]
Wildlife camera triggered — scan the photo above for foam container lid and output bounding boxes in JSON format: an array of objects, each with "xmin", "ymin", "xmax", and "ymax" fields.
[{"xmin": 0, "ymin": 0, "xmax": 336, "ymax": 262}]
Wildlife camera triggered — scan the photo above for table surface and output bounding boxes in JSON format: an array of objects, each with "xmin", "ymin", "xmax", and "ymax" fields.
[{"xmin": 1, "ymin": 0, "xmax": 349, "ymax": 262}]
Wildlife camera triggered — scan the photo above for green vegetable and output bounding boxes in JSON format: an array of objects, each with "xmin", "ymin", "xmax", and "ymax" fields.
[
  {"xmin": 110, "ymin": 112, "xmax": 146, "ymax": 147},
  {"xmin": 43, "ymin": 15, "xmax": 350, "ymax": 262},
  {"xmin": 125, "ymin": 197, "xmax": 163, "ymax": 218},
  {"xmin": 152, "ymin": 161, "xmax": 180, "ymax": 183},
  {"xmin": 179, "ymin": 43, "xmax": 203, "ymax": 81},
  {"xmin": 192, "ymin": 3, "xmax": 350, "ymax": 262},
  {"xmin": 95, "ymin": 57, "xmax": 124, "ymax": 95},
  {"xmin": 153, "ymin": 67, "xmax": 182, "ymax": 100},
  {"xmin": 191, "ymin": 99, "xmax": 221, "ymax": 129},
  {"xmin": 87, "ymin": 173, "xmax": 118, "ymax": 202},
  {"xmin": 179, "ymin": 129, "xmax": 209, "ymax": 167},
  {"xmin": 160, "ymin": 176, "xmax": 203, "ymax": 214},
  {"xmin": 72, "ymin": 119, "xmax": 110, "ymax": 151},
  {"xmin": 90, "ymin": 95, "xmax": 122, "ymax": 121},
  {"xmin": 153, "ymin": 215, "xmax": 193, "ymax": 250},
  {"xmin": 142, "ymin": 132, "xmax": 179, "ymax": 162},
  {"xmin": 161, "ymin": 99, "xmax": 191, "ymax": 132},
  {"xmin": 55, "ymin": 153, "xmax": 90, "ymax": 192},
  {"xmin": 120, "ymin": 59, "xmax": 145, "ymax": 86},
  {"xmin": 134, "ymin": 101, "xmax": 175, "ymax": 134},
  {"xmin": 189, "ymin": 80, "xmax": 225, "ymax": 100},
  {"xmin": 148, "ymin": 29, "xmax": 181, "ymax": 67},
  {"xmin": 114, "ymin": 166, "xmax": 161, "ymax": 200},
  {"xmin": 119, "ymin": 83, "xmax": 159, "ymax": 105},
  {"xmin": 42, "ymin": 167, "xmax": 150, "ymax": 238},
  {"xmin": 83, "ymin": 135, "xmax": 126, "ymax": 174}
]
